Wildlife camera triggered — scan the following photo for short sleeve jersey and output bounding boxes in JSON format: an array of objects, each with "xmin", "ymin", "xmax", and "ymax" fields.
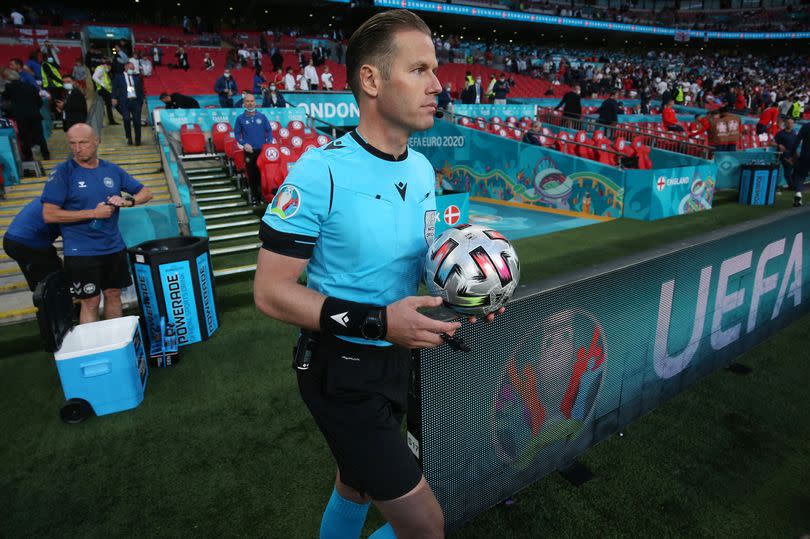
[
  {"xmin": 41, "ymin": 159, "xmax": 144, "ymax": 256},
  {"xmin": 260, "ymin": 130, "xmax": 438, "ymax": 346}
]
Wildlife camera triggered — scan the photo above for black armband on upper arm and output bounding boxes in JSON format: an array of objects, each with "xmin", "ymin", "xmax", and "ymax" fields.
[{"xmin": 259, "ymin": 221, "xmax": 317, "ymax": 259}]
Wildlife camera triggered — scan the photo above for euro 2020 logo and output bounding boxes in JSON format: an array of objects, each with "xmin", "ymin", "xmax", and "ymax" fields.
[{"xmin": 492, "ymin": 309, "xmax": 607, "ymax": 470}]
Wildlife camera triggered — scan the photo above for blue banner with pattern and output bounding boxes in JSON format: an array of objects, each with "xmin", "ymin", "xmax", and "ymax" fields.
[{"xmin": 158, "ymin": 261, "xmax": 201, "ymax": 346}]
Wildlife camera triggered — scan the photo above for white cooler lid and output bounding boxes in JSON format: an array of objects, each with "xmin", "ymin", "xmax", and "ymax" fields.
[{"xmin": 55, "ymin": 316, "xmax": 140, "ymax": 361}]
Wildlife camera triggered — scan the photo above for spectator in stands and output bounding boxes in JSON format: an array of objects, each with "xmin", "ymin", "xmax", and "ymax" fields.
[
  {"xmin": 689, "ymin": 113, "xmax": 711, "ymax": 138},
  {"xmin": 321, "ymin": 65, "xmax": 334, "ymax": 91},
  {"xmin": 56, "ymin": 75, "xmax": 87, "ymax": 132},
  {"xmin": 662, "ymin": 98, "xmax": 683, "ymax": 132},
  {"xmin": 296, "ymin": 48, "xmax": 306, "ymax": 68},
  {"xmin": 304, "ymin": 59, "xmax": 319, "ymax": 91},
  {"xmin": 773, "ymin": 118, "xmax": 797, "ymax": 194},
  {"xmin": 8, "ymin": 58, "xmax": 37, "ymax": 88},
  {"xmin": 756, "ymin": 103, "xmax": 780, "ymax": 136},
  {"xmin": 111, "ymin": 61, "xmax": 145, "ymax": 146},
  {"xmin": 204, "ymin": 53, "xmax": 215, "ymax": 72},
  {"xmin": 214, "ymin": 69, "xmax": 238, "ymax": 108},
  {"xmin": 41, "ymin": 123, "xmax": 153, "ymax": 323},
  {"xmin": 129, "ymin": 52, "xmax": 143, "ymax": 75},
  {"xmin": 271, "ymin": 67, "xmax": 284, "ymax": 88},
  {"xmin": 437, "ymin": 83, "xmax": 452, "ymax": 113},
  {"xmin": 175, "ymin": 47, "xmax": 190, "ymax": 71},
  {"xmin": 313, "ymin": 44, "xmax": 327, "ymax": 67},
  {"xmin": 234, "ymin": 91, "xmax": 249, "ymax": 109},
  {"xmin": 92, "ymin": 59, "xmax": 117, "ymax": 126},
  {"xmin": 284, "ymin": 67, "xmax": 296, "ymax": 91},
  {"xmin": 26, "ymin": 50, "xmax": 42, "ymax": 84},
  {"xmin": 10, "ymin": 9, "xmax": 24, "ymax": 26},
  {"xmin": 556, "ymin": 84, "xmax": 582, "ymax": 123},
  {"xmin": 234, "ymin": 93, "xmax": 272, "ymax": 206},
  {"xmin": 150, "ymin": 41, "xmax": 163, "ymax": 67},
  {"xmin": 159, "ymin": 92, "xmax": 200, "ymax": 109},
  {"xmin": 270, "ymin": 46, "xmax": 283, "ymax": 72},
  {"xmin": 786, "ymin": 121, "xmax": 809, "ymax": 207},
  {"xmin": 261, "ymin": 84, "xmax": 286, "ymax": 108},
  {"xmin": 71, "ymin": 59, "xmax": 90, "ymax": 92},
  {"xmin": 1, "ymin": 69, "xmax": 50, "ymax": 160},
  {"xmin": 238, "ymin": 44, "xmax": 250, "ymax": 69},
  {"xmin": 709, "ymin": 107, "xmax": 741, "ymax": 152},
  {"xmin": 40, "ymin": 56, "xmax": 63, "ymax": 99},
  {"xmin": 296, "ymin": 68, "xmax": 309, "ymax": 91},
  {"xmin": 113, "ymin": 42, "xmax": 129, "ymax": 75},
  {"xmin": 790, "ymin": 96, "xmax": 804, "ymax": 120},
  {"xmin": 596, "ymin": 90, "xmax": 620, "ymax": 129},
  {"xmin": 253, "ymin": 68, "xmax": 266, "ymax": 95},
  {"xmin": 252, "ymin": 48, "xmax": 262, "ymax": 70},
  {"xmin": 3, "ymin": 198, "xmax": 61, "ymax": 292},
  {"xmin": 492, "ymin": 75, "xmax": 510, "ymax": 105},
  {"xmin": 40, "ymin": 40, "xmax": 61, "ymax": 69},
  {"xmin": 140, "ymin": 55, "xmax": 153, "ymax": 77},
  {"xmin": 485, "ymin": 75, "xmax": 496, "ymax": 103},
  {"xmin": 522, "ymin": 121, "xmax": 543, "ymax": 146},
  {"xmin": 85, "ymin": 46, "xmax": 102, "ymax": 71}
]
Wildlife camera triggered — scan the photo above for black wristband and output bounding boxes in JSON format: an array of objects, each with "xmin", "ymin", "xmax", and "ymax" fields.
[{"xmin": 319, "ymin": 297, "xmax": 387, "ymax": 341}]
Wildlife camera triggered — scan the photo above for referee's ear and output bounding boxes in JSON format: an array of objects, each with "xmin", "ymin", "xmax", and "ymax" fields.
[{"xmin": 358, "ymin": 64, "xmax": 380, "ymax": 99}]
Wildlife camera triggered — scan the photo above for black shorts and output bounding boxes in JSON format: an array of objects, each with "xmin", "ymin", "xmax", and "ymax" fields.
[
  {"xmin": 2, "ymin": 236, "xmax": 62, "ymax": 292},
  {"xmin": 296, "ymin": 332, "xmax": 422, "ymax": 501},
  {"xmin": 64, "ymin": 249, "xmax": 132, "ymax": 298}
]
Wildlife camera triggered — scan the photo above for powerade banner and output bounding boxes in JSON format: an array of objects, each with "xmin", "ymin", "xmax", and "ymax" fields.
[
  {"xmin": 195, "ymin": 252, "xmax": 219, "ymax": 336},
  {"xmin": 133, "ymin": 262, "xmax": 162, "ymax": 355},
  {"xmin": 158, "ymin": 261, "xmax": 202, "ymax": 346},
  {"xmin": 410, "ymin": 209, "xmax": 810, "ymax": 531},
  {"xmin": 435, "ymin": 193, "xmax": 470, "ymax": 235},
  {"xmin": 157, "ymin": 108, "xmax": 305, "ymax": 134},
  {"xmin": 452, "ymin": 105, "xmax": 537, "ymax": 121},
  {"xmin": 285, "ymin": 93, "xmax": 360, "ymax": 127},
  {"xmin": 357, "ymin": 0, "xmax": 810, "ymax": 40},
  {"xmin": 714, "ymin": 150, "xmax": 783, "ymax": 190},
  {"xmin": 623, "ymin": 164, "xmax": 717, "ymax": 220},
  {"xmin": 410, "ymin": 119, "xmax": 624, "ymax": 219}
]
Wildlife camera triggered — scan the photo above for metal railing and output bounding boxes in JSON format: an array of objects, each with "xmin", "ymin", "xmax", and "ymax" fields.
[
  {"xmin": 154, "ymin": 127, "xmax": 196, "ymax": 235},
  {"xmin": 536, "ymin": 108, "xmax": 713, "ymax": 160}
]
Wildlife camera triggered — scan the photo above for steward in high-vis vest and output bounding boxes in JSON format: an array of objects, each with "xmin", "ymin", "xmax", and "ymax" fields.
[
  {"xmin": 91, "ymin": 61, "xmax": 116, "ymax": 125},
  {"xmin": 40, "ymin": 57, "xmax": 63, "ymax": 97},
  {"xmin": 791, "ymin": 100, "xmax": 803, "ymax": 120},
  {"xmin": 674, "ymin": 86, "xmax": 685, "ymax": 105}
]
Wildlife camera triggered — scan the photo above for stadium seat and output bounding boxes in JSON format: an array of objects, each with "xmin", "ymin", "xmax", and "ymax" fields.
[
  {"xmin": 613, "ymin": 138, "xmax": 634, "ymax": 158},
  {"xmin": 269, "ymin": 121, "xmax": 281, "ymax": 134},
  {"xmin": 592, "ymin": 130, "xmax": 606, "ymax": 143},
  {"xmin": 233, "ymin": 149, "xmax": 246, "ymax": 176},
  {"xmin": 316, "ymin": 134, "xmax": 332, "ymax": 147},
  {"xmin": 491, "ymin": 116, "xmax": 502, "ymax": 125},
  {"xmin": 180, "ymin": 123, "xmax": 206, "ymax": 155},
  {"xmin": 277, "ymin": 127, "xmax": 292, "ymax": 145},
  {"xmin": 574, "ymin": 131, "xmax": 595, "ymax": 160},
  {"xmin": 211, "ymin": 122, "xmax": 232, "ymax": 153},
  {"xmin": 459, "ymin": 117, "xmax": 473, "ymax": 127},
  {"xmin": 257, "ymin": 144, "xmax": 286, "ymax": 202},
  {"xmin": 288, "ymin": 120, "xmax": 305, "ymax": 136},
  {"xmin": 632, "ymin": 137, "xmax": 653, "ymax": 170},
  {"xmin": 290, "ymin": 136, "xmax": 305, "ymax": 161},
  {"xmin": 596, "ymin": 141, "xmax": 618, "ymax": 166}
]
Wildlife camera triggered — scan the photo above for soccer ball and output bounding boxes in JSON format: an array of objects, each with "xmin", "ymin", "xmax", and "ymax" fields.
[{"xmin": 425, "ymin": 224, "xmax": 520, "ymax": 316}]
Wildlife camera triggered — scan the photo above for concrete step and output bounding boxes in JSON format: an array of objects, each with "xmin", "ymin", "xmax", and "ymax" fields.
[
  {"xmin": 213, "ymin": 264, "xmax": 257, "ymax": 278},
  {"xmin": 208, "ymin": 230, "xmax": 257, "ymax": 243},
  {"xmin": 206, "ymin": 219, "xmax": 259, "ymax": 231},
  {"xmin": 0, "ymin": 289, "xmax": 36, "ymax": 325},
  {"xmin": 196, "ymin": 194, "xmax": 243, "ymax": 203},
  {"xmin": 0, "ymin": 279, "xmax": 27, "ymax": 295},
  {"xmin": 210, "ymin": 242, "xmax": 261, "ymax": 256},
  {"xmin": 191, "ymin": 180, "xmax": 231, "ymax": 188},
  {"xmin": 199, "ymin": 201, "xmax": 248, "ymax": 211},
  {"xmin": 187, "ymin": 173, "xmax": 228, "ymax": 181},
  {"xmin": 195, "ymin": 187, "xmax": 237, "ymax": 195}
]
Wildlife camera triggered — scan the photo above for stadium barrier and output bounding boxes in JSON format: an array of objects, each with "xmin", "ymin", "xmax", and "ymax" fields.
[
  {"xmin": 409, "ymin": 207, "xmax": 810, "ymax": 532},
  {"xmin": 412, "ymin": 117, "xmax": 717, "ymax": 221}
]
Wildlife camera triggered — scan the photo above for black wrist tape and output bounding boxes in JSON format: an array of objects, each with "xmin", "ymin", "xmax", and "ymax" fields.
[{"xmin": 319, "ymin": 296, "xmax": 387, "ymax": 340}]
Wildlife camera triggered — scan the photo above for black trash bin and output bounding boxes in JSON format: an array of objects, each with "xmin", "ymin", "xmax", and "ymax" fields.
[
  {"xmin": 128, "ymin": 236, "xmax": 218, "ymax": 363},
  {"xmin": 738, "ymin": 160, "xmax": 779, "ymax": 206}
]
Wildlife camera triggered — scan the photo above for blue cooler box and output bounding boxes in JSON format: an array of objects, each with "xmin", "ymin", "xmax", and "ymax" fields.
[
  {"xmin": 34, "ymin": 272, "xmax": 148, "ymax": 422},
  {"xmin": 739, "ymin": 161, "xmax": 779, "ymax": 206}
]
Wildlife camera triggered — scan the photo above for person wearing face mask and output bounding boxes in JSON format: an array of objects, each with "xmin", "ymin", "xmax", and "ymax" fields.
[
  {"xmin": 261, "ymin": 84, "xmax": 287, "ymax": 108},
  {"xmin": 92, "ymin": 59, "xmax": 117, "ymax": 125},
  {"xmin": 111, "ymin": 62, "xmax": 145, "ymax": 145},
  {"xmin": 233, "ymin": 93, "xmax": 272, "ymax": 206},
  {"xmin": 57, "ymin": 75, "xmax": 87, "ymax": 132},
  {"xmin": 214, "ymin": 69, "xmax": 238, "ymax": 108}
]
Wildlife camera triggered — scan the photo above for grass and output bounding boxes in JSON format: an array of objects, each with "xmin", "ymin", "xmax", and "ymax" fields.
[{"xmin": 1, "ymin": 190, "xmax": 808, "ymax": 538}]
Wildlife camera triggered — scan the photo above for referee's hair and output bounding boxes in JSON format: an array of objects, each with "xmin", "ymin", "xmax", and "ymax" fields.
[{"xmin": 346, "ymin": 9, "xmax": 431, "ymax": 101}]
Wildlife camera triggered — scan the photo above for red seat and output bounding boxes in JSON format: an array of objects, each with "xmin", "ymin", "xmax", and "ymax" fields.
[
  {"xmin": 269, "ymin": 120, "xmax": 281, "ymax": 134},
  {"xmin": 316, "ymin": 134, "xmax": 332, "ymax": 147},
  {"xmin": 233, "ymin": 149, "xmax": 246, "ymax": 174},
  {"xmin": 257, "ymin": 144, "xmax": 286, "ymax": 202},
  {"xmin": 459, "ymin": 117, "xmax": 473, "ymax": 127},
  {"xmin": 632, "ymin": 137, "xmax": 652, "ymax": 169},
  {"xmin": 180, "ymin": 123, "xmax": 206, "ymax": 155},
  {"xmin": 288, "ymin": 120, "xmax": 305, "ymax": 136},
  {"xmin": 211, "ymin": 122, "xmax": 232, "ymax": 153},
  {"xmin": 574, "ymin": 131, "xmax": 594, "ymax": 160},
  {"xmin": 592, "ymin": 130, "xmax": 605, "ymax": 143},
  {"xmin": 596, "ymin": 141, "xmax": 617, "ymax": 166},
  {"xmin": 506, "ymin": 115, "xmax": 518, "ymax": 127},
  {"xmin": 289, "ymin": 135, "xmax": 305, "ymax": 161},
  {"xmin": 223, "ymin": 134, "xmax": 238, "ymax": 160},
  {"xmin": 613, "ymin": 138, "xmax": 634, "ymax": 157},
  {"xmin": 491, "ymin": 116, "xmax": 502, "ymax": 125},
  {"xmin": 277, "ymin": 127, "xmax": 292, "ymax": 145}
]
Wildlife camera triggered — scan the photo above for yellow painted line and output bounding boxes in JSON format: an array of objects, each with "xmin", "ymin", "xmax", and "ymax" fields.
[
  {"xmin": 0, "ymin": 282, "xmax": 27, "ymax": 293},
  {"xmin": 0, "ymin": 267, "xmax": 19, "ymax": 276},
  {"xmin": 470, "ymin": 196, "xmax": 614, "ymax": 222},
  {"xmin": 0, "ymin": 254, "xmax": 9, "ymax": 262},
  {"xmin": 0, "ymin": 306, "xmax": 38, "ymax": 320}
]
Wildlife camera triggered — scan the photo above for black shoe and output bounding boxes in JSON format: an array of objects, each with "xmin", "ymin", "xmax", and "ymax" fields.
[
  {"xmin": 135, "ymin": 141, "xmax": 141, "ymax": 146},
  {"xmin": 794, "ymin": 194, "xmax": 803, "ymax": 207},
  {"xmin": 127, "ymin": 140, "xmax": 133, "ymax": 145}
]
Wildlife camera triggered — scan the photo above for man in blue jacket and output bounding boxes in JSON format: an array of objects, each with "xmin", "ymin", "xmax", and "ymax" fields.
[
  {"xmin": 3, "ymin": 199, "xmax": 61, "ymax": 291},
  {"xmin": 234, "ymin": 93, "xmax": 272, "ymax": 205},
  {"xmin": 214, "ymin": 69, "xmax": 238, "ymax": 108},
  {"xmin": 111, "ymin": 61, "xmax": 144, "ymax": 145}
]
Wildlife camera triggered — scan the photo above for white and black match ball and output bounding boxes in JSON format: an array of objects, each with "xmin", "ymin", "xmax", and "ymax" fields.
[{"xmin": 425, "ymin": 224, "xmax": 520, "ymax": 316}]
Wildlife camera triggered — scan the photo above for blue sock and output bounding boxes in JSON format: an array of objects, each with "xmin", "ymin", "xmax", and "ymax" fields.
[
  {"xmin": 319, "ymin": 487, "xmax": 371, "ymax": 539},
  {"xmin": 368, "ymin": 523, "xmax": 397, "ymax": 538}
]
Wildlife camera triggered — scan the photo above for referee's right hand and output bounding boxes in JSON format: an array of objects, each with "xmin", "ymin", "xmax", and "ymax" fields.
[{"xmin": 386, "ymin": 296, "xmax": 461, "ymax": 350}]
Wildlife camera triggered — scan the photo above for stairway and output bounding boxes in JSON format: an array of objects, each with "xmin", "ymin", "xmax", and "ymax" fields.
[
  {"xmin": 184, "ymin": 161, "xmax": 261, "ymax": 280},
  {"xmin": 0, "ymin": 126, "xmax": 171, "ymax": 325}
]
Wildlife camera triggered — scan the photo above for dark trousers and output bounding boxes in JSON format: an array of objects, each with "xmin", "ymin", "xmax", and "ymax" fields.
[
  {"xmin": 792, "ymin": 158, "xmax": 809, "ymax": 193},
  {"xmin": 666, "ymin": 124, "xmax": 685, "ymax": 133},
  {"xmin": 3, "ymin": 237, "xmax": 62, "ymax": 291},
  {"xmin": 121, "ymin": 98, "xmax": 142, "ymax": 144},
  {"xmin": 244, "ymin": 149, "xmax": 262, "ymax": 204},
  {"xmin": 16, "ymin": 117, "xmax": 50, "ymax": 161},
  {"xmin": 219, "ymin": 96, "xmax": 234, "ymax": 108},
  {"xmin": 97, "ymin": 87, "xmax": 115, "ymax": 124}
]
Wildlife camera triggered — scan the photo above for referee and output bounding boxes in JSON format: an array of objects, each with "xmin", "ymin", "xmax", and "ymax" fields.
[{"xmin": 254, "ymin": 10, "xmax": 499, "ymax": 539}]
